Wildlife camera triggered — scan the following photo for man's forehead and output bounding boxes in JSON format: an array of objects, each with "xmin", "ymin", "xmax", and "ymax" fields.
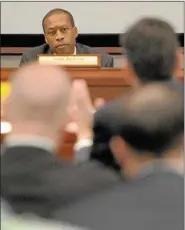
[{"xmin": 44, "ymin": 13, "xmax": 71, "ymax": 28}]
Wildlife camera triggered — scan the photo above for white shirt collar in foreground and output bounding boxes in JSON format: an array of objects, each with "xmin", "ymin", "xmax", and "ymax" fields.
[{"xmin": 3, "ymin": 135, "xmax": 55, "ymax": 154}]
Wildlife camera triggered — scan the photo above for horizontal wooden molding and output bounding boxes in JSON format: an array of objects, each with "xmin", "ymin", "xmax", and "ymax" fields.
[
  {"xmin": 1, "ymin": 47, "xmax": 122, "ymax": 55},
  {"xmin": 1, "ymin": 67, "xmax": 184, "ymax": 84},
  {"xmin": 1, "ymin": 47, "xmax": 184, "ymax": 55}
]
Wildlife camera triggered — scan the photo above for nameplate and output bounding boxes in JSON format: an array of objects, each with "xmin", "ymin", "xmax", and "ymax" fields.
[{"xmin": 37, "ymin": 54, "xmax": 101, "ymax": 68}]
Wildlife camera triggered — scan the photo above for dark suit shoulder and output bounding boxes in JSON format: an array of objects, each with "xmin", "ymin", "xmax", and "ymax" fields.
[
  {"xmin": 20, "ymin": 43, "xmax": 49, "ymax": 66},
  {"xmin": 94, "ymin": 98, "xmax": 121, "ymax": 130},
  {"xmin": 90, "ymin": 99, "xmax": 122, "ymax": 171},
  {"xmin": 76, "ymin": 43, "xmax": 113, "ymax": 67},
  {"xmin": 2, "ymin": 146, "xmax": 121, "ymax": 217},
  {"xmin": 56, "ymin": 172, "xmax": 183, "ymax": 230},
  {"xmin": 76, "ymin": 43, "xmax": 108, "ymax": 55},
  {"xmin": 23, "ymin": 43, "xmax": 49, "ymax": 58}
]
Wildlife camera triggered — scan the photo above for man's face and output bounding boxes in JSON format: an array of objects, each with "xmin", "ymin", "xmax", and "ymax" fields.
[{"xmin": 44, "ymin": 13, "xmax": 78, "ymax": 54}]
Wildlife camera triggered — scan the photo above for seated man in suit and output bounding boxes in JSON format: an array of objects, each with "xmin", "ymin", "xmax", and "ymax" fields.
[
  {"xmin": 72, "ymin": 17, "xmax": 183, "ymax": 172},
  {"xmin": 56, "ymin": 83, "xmax": 184, "ymax": 230},
  {"xmin": 1, "ymin": 63, "xmax": 120, "ymax": 218},
  {"xmin": 20, "ymin": 8, "xmax": 113, "ymax": 67}
]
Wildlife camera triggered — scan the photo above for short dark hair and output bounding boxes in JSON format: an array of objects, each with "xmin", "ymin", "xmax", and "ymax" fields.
[
  {"xmin": 42, "ymin": 8, "xmax": 75, "ymax": 32},
  {"xmin": 120, "ymin": 18, "xmax": 179, "ymax": 83},
  {"xmin": 113, "ymin": 83, "xmax": 184, "ymax": 156}
]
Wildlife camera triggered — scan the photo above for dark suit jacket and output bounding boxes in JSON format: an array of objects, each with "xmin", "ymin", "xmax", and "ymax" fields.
[
  {"xmin": 19, "ymin": 43, "xmax": 113, "ymax": 67},
  {"xmin": 90, "ymin": 78, "xmax": 184, "ymax": 172},
  {"xmin": 90, "ymin": 99, "xmax": 121, "ymax": 171},
  {"xmin": 1, "ymin": 146, "xmax": 121, "ymax": 218},
  {"xmin": 54, "ymin": 170, "xmax": 184, "ymax": 230}
]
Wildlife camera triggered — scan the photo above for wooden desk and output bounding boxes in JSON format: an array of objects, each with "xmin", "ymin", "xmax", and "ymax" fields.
[{"xmin": 1, "ymin": 67, "xmax": 184, "ymax": 160}]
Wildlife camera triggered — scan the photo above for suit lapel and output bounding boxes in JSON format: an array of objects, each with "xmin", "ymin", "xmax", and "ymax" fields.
[
  {"xmin": 43, "ymin": 43, "xmax": 53, "ymax": 54},
  {"xmin": 47, "ymin": 47, "xmax": 53, "ymax": 54},
  {"xmin": 76, "ymin": 43, "xmax": 83, "ymax": 54}
]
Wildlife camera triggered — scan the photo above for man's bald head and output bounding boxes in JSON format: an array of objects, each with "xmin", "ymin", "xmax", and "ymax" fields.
[
  {"xmin": 112, "ymin": 83, "xmax": 184, "ymax": 155},
  {"xmin": 6, "ymin": 63, "xmax": 71, "ymax": 133}
]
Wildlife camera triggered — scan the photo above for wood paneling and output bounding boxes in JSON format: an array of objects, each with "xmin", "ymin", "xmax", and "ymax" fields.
[
  {"xmin": 1, "ymin": 47, "xmax": 184, "ymax": 56},
  {"xmin": 1, "ymin": 47, "xmax": 122, "ymax": 55}
]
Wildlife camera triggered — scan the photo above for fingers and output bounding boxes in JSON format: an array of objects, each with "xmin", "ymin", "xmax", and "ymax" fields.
[
  {"xmin": 93, "ymin": 98, "xmax": 105, "ymax": 109},
  {"xmin": 72, "ymin": 79, "xmax": 93, "ymax": 111},
  {"xmin": 1, "ymin": 99, "xmax": 5, "ymax": 119}
]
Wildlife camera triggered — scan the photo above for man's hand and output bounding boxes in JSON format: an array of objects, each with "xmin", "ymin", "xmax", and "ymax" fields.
[
  {"xmin": 67, "ymin": 79, "xmax": 105, "ymax": 140},
  {"xmin": 1, "ymin": 99, "xmax": 5, "ymax": 120},
  {"xmin": 93, "ymin": 98, "xmax": 105, "ymax": 110}
]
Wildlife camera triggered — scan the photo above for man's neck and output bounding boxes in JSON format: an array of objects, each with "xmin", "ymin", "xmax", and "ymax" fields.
[
  {"xmin": 122, "ymin": 154, "xmax": 183, "ymax": 180},
  {"xmin": 165, "ymin": 155, "xmax": 184, "ymax": 174},
  {"xmin": 54, "ymin": 46, "xmax": 76, "ymax": 55}
]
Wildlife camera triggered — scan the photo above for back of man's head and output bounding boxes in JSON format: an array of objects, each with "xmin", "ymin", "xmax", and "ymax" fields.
[
  {"xmin": 120, "ymin": 17, "xmax": 179, "ymax": 83},
  {"xmin": 112, "ymin": 83, "xmax": 184, "ymax": 156},
  {"xmin": 6, "ymin": 63, "xmax": 71, "ymax": 136}
]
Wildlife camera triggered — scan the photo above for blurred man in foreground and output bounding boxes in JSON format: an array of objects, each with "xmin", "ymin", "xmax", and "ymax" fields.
[
  {"xmin": 1, "ymin": 63, "xmax": 120, "ymax": 218},
  {"xmin": 20, "ymin": 8, "xmax": 113, "ymax": 67},
  {"xmin": 72, "ymin": 17, "xmax": 183, "ymax": 171},
  {"xmin": 56, "ymin": 83, "xmax": 184, "ymax": 230}
]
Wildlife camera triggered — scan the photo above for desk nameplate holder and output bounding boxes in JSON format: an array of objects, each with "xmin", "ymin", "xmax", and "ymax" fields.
[{"xmin": 37, "ymin": 54, "xmax": 101, "ymax": 68}]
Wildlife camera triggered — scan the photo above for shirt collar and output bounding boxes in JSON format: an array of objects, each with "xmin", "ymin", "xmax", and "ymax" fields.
[
  {"xmin": 133, "ymin": 159, "xmax": 184, "ymax": 180},
  {"xmin": 3, "ymin": 135, "xmax": 55, "ymax": 154},
  {"xmin": 52, "ymin": 46, "xmax": 77, "ymax": 55},
  {"xmin": 73, "ymin": 46, "xmax": 77, "ymax": 55}
]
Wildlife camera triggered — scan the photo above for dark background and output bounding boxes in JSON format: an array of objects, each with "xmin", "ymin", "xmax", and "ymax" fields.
[{"xmin": 1, "ymin": 33, "xmax": 184, "ymax": 47}]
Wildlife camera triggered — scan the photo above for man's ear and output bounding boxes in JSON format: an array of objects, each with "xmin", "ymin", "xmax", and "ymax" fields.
[
  {"xmin": 45, "ymin": 37, "xmax": 48, "ymax": 44},
  {"xmin": 109, "ymin": 136, "xmax": 128, "ymax": 165},
  {"xmin": 74, "ymin": 27, "xmax": 78, "ymax": 39},
  {"xmin": 175, "ymin": 48, "xmax": 183, "ymax": 77}
]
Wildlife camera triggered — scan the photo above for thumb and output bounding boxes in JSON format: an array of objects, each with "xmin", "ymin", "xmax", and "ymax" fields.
[{"xmin": 93, "ymin": 98, "xmax": 105, "ymax": 110}]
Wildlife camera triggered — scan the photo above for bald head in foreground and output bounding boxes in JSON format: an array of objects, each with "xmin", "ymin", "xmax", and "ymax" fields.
[
  {"xmin": 1, "ymin": 63, "xmax": 120, "ymax": 219},
  {"xmin": 6, "ymin": 63, "xmax": 71, "ymax": 142},
  {"xmin": 57, "ymin": 83, "xmax": 184, "ymax": 230}
]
